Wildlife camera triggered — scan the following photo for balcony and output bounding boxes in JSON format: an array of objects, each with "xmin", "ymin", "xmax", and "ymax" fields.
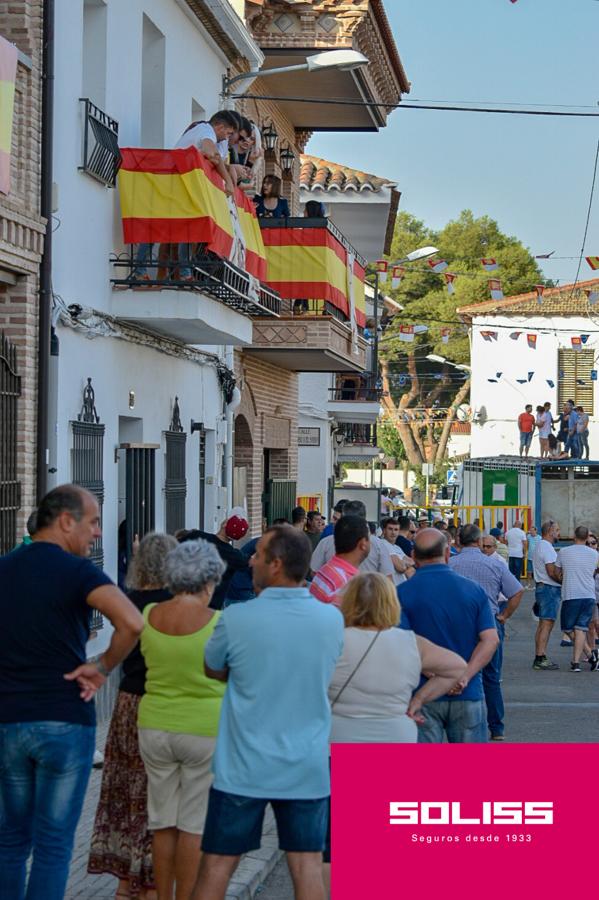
[
  {"xmin": 245, "ymin": 218, "xmax": 368, "ymax": 371},
  {"xmin": 112, "ymin": 146, "xmax": 280, "ymax": 345},
  {"xmin": 328, "ymin": 375, "xmax": 382, "ymax": 424},
  {"xmin": 336, "ymin": 423, "xmax": 381, "ymax": 461}
]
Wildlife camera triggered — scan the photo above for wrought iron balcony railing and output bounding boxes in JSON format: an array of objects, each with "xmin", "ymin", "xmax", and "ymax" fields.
[
  {"xmin": 329, "ymin": 385, "xmax": 382, "ymax": 402},
  {"xmin": 111, "ymin": 244, "xmax": 281, "ymax": 317},
  {"xmin": 338, "ymin": 423, "xmax": 378, "ymax": 446},
  {"xmin": 79, "ymin": 98, "xmax": 120, "ymax": 187}
]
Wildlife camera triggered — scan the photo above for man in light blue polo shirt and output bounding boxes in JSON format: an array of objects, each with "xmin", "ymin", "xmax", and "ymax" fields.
[{"xmin": 192, "ymin": 525, "xmax": 343, "ymax": 900}]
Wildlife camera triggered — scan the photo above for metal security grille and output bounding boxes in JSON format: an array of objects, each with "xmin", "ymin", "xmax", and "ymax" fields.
[
  {"xmin": 164, "ymin": 432, "xmax": 187, "ymax": 535},
  {"xmin": 558, "ymin": 349, "xmax": 594, "ymax": 413},
  {"xmin": 265, "ymin": 479, "xmax": 297, "ymax": 526},
  {"xmin": 0, "ymin": 333, "xmax": 21, "ymax": 555},
  {"xmin": 123, "ymin": 445, "xmax": 157, "ymax": 556},
  {"xmin": 198, "ymin": 427, "xmax": 207, "ymax": 531},
  {"xmin": 71, "ymin": 421, "xmax": 106, "ymax": 569},
  {"xmin": 79, "ymin": 98, "xmax": 120, "ymax": 186}
]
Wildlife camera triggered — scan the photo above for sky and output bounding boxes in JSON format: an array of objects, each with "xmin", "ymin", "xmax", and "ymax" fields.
[{"xmin": 308, "ymin": 0, "xmax": 599, "ymax": 285}]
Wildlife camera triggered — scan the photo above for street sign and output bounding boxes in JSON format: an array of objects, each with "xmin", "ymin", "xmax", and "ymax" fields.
[
  {"xmin": 446, "ymin": 469, "xmax": 459, "ymax": 485},
  {"xmin": 421, "ymin": 463, "xmax": 434, "ymax": 476},
  {"xmin": 298, "ymin": 427, "xmax": 320, "ymax": 447}
]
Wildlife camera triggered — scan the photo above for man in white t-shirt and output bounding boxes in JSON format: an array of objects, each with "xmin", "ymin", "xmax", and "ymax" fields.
[
  {"xmin": 505, "ymin": 520, "xmax": 527, "ymax": 580},
  {"xmin": 555, "ymin": 525, "xmax": 599, "ymax": 671},
  {"xmin": 381, "ymin": 518, "xmax": 415, "ymax": 587},
  {"xmin": 532, "ymin": 521, "xmax": 562, "ymax": 670}
]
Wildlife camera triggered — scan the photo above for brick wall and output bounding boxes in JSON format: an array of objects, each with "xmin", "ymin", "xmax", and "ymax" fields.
[
  {"xmin": 0, "ymin": 2, "xmax": 45, "ymax": 535},
  {"xmin": 234, "ymin": 352, "xmax": 298, "ymax": 534}
]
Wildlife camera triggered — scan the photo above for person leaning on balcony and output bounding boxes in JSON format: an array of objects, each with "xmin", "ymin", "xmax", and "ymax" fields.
[
  {"xmin": 253, "ymin": 175, "xmax": 290, "ymax": 219},
  {"xmin": 133, "ymin": 111, "xmax": 240, "ymax": 282},
  {"xmin": 228, "ymin": 119, "xmax": 263, "ymax": 188}
]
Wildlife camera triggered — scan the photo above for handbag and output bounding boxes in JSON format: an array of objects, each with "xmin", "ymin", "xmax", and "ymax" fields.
[{"xmin": 331, "ymin": 630, "xmax": 382, "ymax": 708}]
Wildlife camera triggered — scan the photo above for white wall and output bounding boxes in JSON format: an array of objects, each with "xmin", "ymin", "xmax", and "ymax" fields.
[
  {"xmin": 469, "ymin": 314, "xmax": 599, "ymax": 458},
  {"xmin": 298, "ymin": 373, "xmax": 335, "ymax": 513}
]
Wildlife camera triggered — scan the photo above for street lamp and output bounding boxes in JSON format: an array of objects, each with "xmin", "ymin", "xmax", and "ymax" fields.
[
  {"xmin": 222, "ymin": 50, "xmax": 369, "ymax": 104},
  {"xmin": 280, "ymin": 144, "xmax": 296, "ymax": 176},
  {"xmin": 426, "ymin": 354, "xmax": 471, "ymax": 372}
]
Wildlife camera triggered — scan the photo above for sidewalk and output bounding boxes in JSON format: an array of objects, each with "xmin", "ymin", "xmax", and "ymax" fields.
[{"xmin": 65, "ymin": 722, "xmax": 282, "ymax": 900}]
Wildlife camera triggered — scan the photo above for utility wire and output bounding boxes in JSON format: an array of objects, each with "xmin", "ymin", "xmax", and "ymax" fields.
[
  {"xmin": 235, "ymin": 93, "xmax": 599, "ymax": 117},
  {"xmin": 571, "ymin": 137, "xmax": 599, "ymax": 292}
]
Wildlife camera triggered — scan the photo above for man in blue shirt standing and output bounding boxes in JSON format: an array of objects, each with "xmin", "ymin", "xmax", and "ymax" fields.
[
  {"xmin": 399, "ymin": 529, "xmax": 498, "ymax": 743},
  {"xmin": 192, "ymin": 525, "xmax": 343, "ymax": 900},
  {"xmin": 449, "ymin": 524, "xmax": 523, "ymax": 741}
]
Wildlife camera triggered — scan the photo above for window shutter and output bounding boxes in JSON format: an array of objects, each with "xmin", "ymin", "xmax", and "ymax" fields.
[{"xmin": 557, "ymin": 349, "xmax": 594, "ymax": 413}]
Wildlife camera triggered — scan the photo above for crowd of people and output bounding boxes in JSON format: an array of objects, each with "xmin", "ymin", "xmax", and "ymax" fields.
[
  {"xmin": 2, "ymin": 484, "xmax": 597, "ymax": 900},
  {"xmin": 518, "ymin": 400, "xmax": 591, "ymax": 459}
]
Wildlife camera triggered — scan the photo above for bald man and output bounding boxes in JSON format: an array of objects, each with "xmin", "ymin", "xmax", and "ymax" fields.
[{"xmin": 398, "ymin": 529, "xmax": 499, "ymax": 743}]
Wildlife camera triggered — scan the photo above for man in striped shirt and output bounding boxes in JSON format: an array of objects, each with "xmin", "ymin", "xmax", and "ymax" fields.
[{"xmin": 310, "ymin": 516, "xmax": 370, "ymax": 607}]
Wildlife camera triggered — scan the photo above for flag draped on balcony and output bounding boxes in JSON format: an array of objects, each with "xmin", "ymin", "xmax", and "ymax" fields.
[
  {"xmin": 0, "ymin": 35, "xmax": 18, "ymax": 195},
  {"xmin": 117, "ymin": 147, "xmax": 267, "ymax": 280},
  {"xmin": 260, "ymin": 224, "xmax": 366, "ymax": 327}
]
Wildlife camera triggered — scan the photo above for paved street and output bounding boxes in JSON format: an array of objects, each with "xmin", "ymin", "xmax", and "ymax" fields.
[{"xmin": 67, "ymin": 586, "xmax": 599, "ymax": 900}]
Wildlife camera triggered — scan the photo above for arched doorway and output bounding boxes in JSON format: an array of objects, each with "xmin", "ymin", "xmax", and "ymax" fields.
[{"xmin": 234, "ymin": 413, "xmax": 254, "ymax": 527}]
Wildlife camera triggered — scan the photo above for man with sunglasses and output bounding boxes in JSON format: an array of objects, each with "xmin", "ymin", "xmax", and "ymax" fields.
[{"xmin": 396, "ymin": 516, "xmax": 417, "ymax": 557}]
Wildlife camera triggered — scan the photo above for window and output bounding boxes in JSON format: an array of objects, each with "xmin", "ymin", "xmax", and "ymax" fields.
[
  {"xmin": 141, "ymin": 15, "xmax": 165, "ymax": 148},
  {"xmin": 82, "ymin": 0, "xmax": 107, "ymax": 108},
  {"xmin": 558, "ymin": 348, "xmax": 594, "ymax": 414}
]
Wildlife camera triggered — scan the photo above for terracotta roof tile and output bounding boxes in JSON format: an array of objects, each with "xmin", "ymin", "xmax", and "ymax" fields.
[
  {"xmin": 300, "ymin": 154, "xmax": 396, "ymax": 193},
  {"xmin": 457, "ymin": 278, "xmax": 599, "ymax": 319}
]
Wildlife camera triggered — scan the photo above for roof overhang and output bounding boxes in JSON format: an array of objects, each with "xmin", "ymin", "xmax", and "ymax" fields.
[
  {"xmin": 179, "ymin": 0, "xmax": 264, "ymax": 69},
  {"xmin": 300, "ymin": 186, "xmax": 399, "ymax": 261}
]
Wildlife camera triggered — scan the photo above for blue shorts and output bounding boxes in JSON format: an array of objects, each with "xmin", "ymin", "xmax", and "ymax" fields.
[
  {"xmin": 535, "ymin": 583, "xmax": 561, "ymax": 621},
  {"xmin": 201, "ymin": 787, "xmax": 329, "ymax": 855},
  {"xmin": 520, "ymin": 431, "xmax": 533, "ymax": 449},
  {"xmin": 560, "ymin": 598, "xmax": 595, "ymax": 632}
]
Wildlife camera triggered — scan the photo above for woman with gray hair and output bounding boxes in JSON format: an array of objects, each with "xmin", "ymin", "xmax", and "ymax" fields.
[
  {"xmin": 137, "ymin": 540, "xmax": 226, "ymax": 900},
  {"xmin": 89, "ymin": 531, "xmax": 177, "ymax": 900}
]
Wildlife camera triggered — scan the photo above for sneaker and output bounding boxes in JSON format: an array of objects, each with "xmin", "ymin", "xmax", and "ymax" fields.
[
  {"xmin": 590, "ymin": 650, "xmax": 599, "ymax": 671},
  {"xmin": 490, "ymin": 734, "xmax": 505, "ymax": 741},
  {"xmin": 560, "ymin": 639, "xmax": 573, "ymax": 647},
  {"xmin": 570, "ymin": 662, "xmax": 582, "ymax": 673},
  {"xmin": 532, "ymin": 657, "xmax": 559, "ymax": 670}
]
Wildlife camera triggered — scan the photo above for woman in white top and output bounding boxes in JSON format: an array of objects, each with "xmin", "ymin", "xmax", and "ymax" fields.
[
  {"xmin": 328, "ymin": 573, "xmax": 467, "ymax": 744},
  {"xmin": 322, "ymin": 573, "xmax": 466, "ymax": 891},
  {"xmin": 536, "ymin": 405, "xmax": 551, "ymax": 458}
]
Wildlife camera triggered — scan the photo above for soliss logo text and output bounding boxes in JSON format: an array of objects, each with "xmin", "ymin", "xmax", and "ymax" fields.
[{"xmin": 389, "ymin": 802, "xmax": 553, "ymax": 826}]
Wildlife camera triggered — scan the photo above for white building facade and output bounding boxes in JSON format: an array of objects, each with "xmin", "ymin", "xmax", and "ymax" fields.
[
  {"xmin": 459, "ymin": 280, "xmax": 599, "ymax": 460},
  {"xmin": 49, "ymin": 0, "xmax": 263, "ymax": 653}
]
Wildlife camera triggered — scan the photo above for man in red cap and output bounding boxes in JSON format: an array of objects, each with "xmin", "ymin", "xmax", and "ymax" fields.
[{"xmin": 180, "ymin": 507, "xmax": 250, "ymax": 609}]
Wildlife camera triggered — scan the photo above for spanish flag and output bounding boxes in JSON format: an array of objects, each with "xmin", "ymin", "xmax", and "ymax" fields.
[
  {"xmin": 0, "ymin": 35, "xmax": 18, "ymax": 196},
  {"xmin": 261, "ymin": 225, "xmax": 366, "ymax": 327},
  {"xmin": 585, "ymin": 257, "xmax": 599, "ymax": 271},
  {"xmin": 118, "ymin": 147, "xmax": 267, "ymax": 282}
]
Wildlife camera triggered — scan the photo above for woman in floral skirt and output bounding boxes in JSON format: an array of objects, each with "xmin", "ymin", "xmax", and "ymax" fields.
[{"xmin": 88, "ymin": 532, "xmax": 177, "ymax": 899}]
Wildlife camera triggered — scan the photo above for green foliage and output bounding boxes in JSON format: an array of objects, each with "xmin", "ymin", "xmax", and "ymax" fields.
[
  {"xmin": 377, "ymin": 418, "xmax": 407, "ymax": 464},
  {"xmin": 382, "ymin": 209, "xmax": 544, "ymax": 367}
]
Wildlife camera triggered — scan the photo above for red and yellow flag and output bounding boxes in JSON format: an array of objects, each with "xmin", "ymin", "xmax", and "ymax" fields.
[
  {"xmin": 118, "ymin": 147, "xmax": 267, "ymax": 282},
  {"xmin": 0, "ymin": 35, "xmax": 18, "ymax": 195},
  {"xmin": 585, "ymin": 256, "xmax": 599, "ymax": 271},
  {"xmin": 261, "ymin": 226, "xmax": 366, "ymax": 327}
]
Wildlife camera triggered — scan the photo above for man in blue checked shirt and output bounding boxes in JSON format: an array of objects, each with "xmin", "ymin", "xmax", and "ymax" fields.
[{"xmin": 450, "ymin": 524, "xmax": 524, "ymax": 741}]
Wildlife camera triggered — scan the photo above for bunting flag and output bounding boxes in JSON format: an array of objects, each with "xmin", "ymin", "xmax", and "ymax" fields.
[
  {"xmin": 488, "ymin": 378, "xmax": 498, "ymax": 383},
  {"xmin": 414, "ymin": 324, "xmax": 429, "ymax": 334},
  {"xmin": 261, "ymin": 224, "xmax": 366, "ymax": 326},
  {"xmin": 572, "ymin": 336, "xmax": 582, "ymax": 351},
  {"xmin": 516, "ymin": 378, "xmax": 527, "ymax": 384},
  {"xmin": 391, "ymin": 265, "xmax": 405, "ymax": 289},
  {"xmin": 585, "ymin": 257, "xmax": 599, "ymax": 271},
  {"xmin": 576, "ymin": 379, "xmax": 586, "ymax": 385},
  {"xmin": 376, "ymin": 260, "xmax": 389, "ymax": 282},
  {"xmin": 535, "ymin": 251, "xmax": 555, "ymax": 259},
  {"xmin": 535, "ymin": 285, "xmax": 545, "ymax": 304},
  {"xmin": 428, "ymin": 258, "xmax": 448, "ymax": 274},
  {"xmin": 441, "ymin": 327, "xmax": 451, "ymax": 344},
  {"xmin": 581, "ymin": 334, "xmax": 590, "ymax": 344},
  {"xmin": 584, "ymin": 288, "xmax": 599, "ymax": 305},
  {"xmin": 481, "ymin": 258, "xmax": 498, "ymax": 271},
  {"xmin": 489, "ymin": 278, "xmax": 503, "ymax": 300},
  {"xmin": 399, "ymin": 325, "xmax": 415, "ymax": 342},
  {"xmin": 481, "ymin": 330, "xmax": 498, "ymax": 342},
  {"xmin": 559, "ymin": 369, "xmax": 565, "ymax": 379},
  {"xmin": 528, "ymin": 371, "xmax": 534, "ymax": 382},
  {"xmin": 592, "ymin": 370, "xmax": 598, "ymax": 382},
  {"xmin": 444, "ymin": 273, "xmax": 457, "ymax": 295},
  {"xmin": 546, "ymin": 380, "xmax": 555, "ymax": 388},
  {"xmin": 0, "ymin": 36, "xmax": 18, "ymax": 195},
  {"xmin": 527, "ymin": 334, "xmax": 537, "ymax": 349},
  {"xmin": 509, "ymin": 331, "xmax": 522, "ymax": 340}
]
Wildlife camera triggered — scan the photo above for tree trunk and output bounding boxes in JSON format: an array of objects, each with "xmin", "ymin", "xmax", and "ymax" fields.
[{"xmin": 433, "ymin": 377, "xmax": 472, "ymax": 463}]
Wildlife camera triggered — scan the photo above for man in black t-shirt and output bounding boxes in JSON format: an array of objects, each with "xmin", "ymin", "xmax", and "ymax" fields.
[
  {"xmin": 0, "ymin": 484, "xmax": 143, "ymax": 900},
  {"xmin": 181, "ymin": 506, "xmax": 250, "ymax": 610},
  {"xmin": 396, "ymin": 515, "xmax": 416, "ymax": 556}
]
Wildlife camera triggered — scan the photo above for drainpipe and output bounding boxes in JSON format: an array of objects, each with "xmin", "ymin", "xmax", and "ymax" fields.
[{"xmin": 36, "ymin": 0, "xmax": 55, "ymax": 501}]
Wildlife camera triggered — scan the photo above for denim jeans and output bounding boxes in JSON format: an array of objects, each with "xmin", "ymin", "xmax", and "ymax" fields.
[
  {"xmin": 0, "ymin": 721, "xmax": 95, "ymax": 900},
  {"xmin": 483, "ymin": 616, "xmax": 505, "ymax": 737},
  {"xmin": 566, "ymin": 432, "xmax": 581, "ymax": 458},
  {"xmin": 417, "ymin": 700, "xmax": 488, "ymax": 743},
  {"xmin": 508, "ymin": 557, "xmax": 523, "ymax": 579},
  {"xmin": 133, "ymin": 242, "xmax": 154, "ymax": 276}
]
